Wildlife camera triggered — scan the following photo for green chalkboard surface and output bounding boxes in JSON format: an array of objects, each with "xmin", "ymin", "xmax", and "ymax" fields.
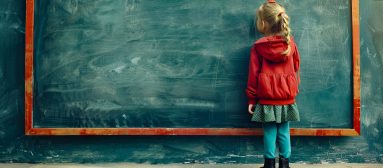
[{"xmin": 33, "ymin": 0, "xmax": 352, "ymax": 128}]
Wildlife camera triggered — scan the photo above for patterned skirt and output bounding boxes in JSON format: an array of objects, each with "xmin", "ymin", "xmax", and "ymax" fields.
[{"xmin": 251, "ymin": 103, "xmax": 300, "ymax": 123}]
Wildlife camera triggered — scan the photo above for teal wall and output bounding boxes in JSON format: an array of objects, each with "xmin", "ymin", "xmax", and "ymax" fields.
[{"xmin": 0, "ymin": 0, "xmax": 382, "ymax": 163}]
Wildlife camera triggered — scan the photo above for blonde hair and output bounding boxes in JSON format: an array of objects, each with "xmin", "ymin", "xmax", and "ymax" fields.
[{"xmin": 257, "ymin": 2, "xmax": 291, "ymax": 55}]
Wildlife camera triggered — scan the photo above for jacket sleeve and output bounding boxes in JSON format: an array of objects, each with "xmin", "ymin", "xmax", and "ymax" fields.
[
  {"xmin": 293, "ymin": 43, "xmax": 300, "ymax": 84},
  {"xmin": 246, "ymin": 45, "xmax": 262, "ymax": 105}
]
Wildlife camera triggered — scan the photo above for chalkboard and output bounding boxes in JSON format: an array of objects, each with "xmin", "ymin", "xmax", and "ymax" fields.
[{"xmin": 26, "ymin": 0, "xmax": 360, "ymax": 135}]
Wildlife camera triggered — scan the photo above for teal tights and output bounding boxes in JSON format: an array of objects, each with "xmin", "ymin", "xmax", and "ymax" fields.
[{"xmin": 263, "ymin": 122, "xmax": 291, "ymax": 159}]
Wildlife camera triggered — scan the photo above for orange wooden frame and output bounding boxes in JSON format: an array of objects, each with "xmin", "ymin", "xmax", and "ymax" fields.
[{"xmin": 25, "ymin": 0, "xmax": 360, "ymax": 136}]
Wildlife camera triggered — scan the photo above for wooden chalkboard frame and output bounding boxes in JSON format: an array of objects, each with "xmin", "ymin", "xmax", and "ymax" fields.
[{"xmin": 25, "ymin": 0, "xmax": 360, "ymax": 136}]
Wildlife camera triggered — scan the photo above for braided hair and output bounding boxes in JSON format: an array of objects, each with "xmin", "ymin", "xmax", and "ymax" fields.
[{"xmin": 256, "ymin": 1, "xmax": 291, "ymax": 55}]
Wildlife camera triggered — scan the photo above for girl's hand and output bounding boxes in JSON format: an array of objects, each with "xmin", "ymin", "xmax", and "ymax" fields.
[{"xmin": 248, "ymin": 104, "xmax": 254, "ymax": 114}]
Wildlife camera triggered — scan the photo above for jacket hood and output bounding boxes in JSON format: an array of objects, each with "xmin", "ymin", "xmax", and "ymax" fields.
[{"xmin": 254, "ymin": 36, "xmax": 292, "ymax": 62}]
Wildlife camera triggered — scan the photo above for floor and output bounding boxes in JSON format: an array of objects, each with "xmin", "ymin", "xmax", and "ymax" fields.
[{"xmin": 0, "ymin": 163, "xmax": 382, "ymax": 168}]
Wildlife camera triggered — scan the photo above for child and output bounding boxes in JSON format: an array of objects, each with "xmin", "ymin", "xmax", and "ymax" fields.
[{"xmin": 246, "ymin": 0, "xmax": 300, "ymax": 168}]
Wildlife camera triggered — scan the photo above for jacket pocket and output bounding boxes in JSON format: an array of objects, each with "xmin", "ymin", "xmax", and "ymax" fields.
[
  {"xmin": 287, "ymin": 74, "xmax": 298, "ymax": 98},
  {"xmin": 257, "ymin": 73, "xmax": 298, "ymax": 99},
  {"xmin": 257, "ymin": 73, "xmax": 273, "ymax": 98}
]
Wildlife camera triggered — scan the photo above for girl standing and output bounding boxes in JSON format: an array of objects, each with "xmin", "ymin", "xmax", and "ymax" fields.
[{"xmin": 246, "ymin": 1, "xmax": 300, "ymax": 168}]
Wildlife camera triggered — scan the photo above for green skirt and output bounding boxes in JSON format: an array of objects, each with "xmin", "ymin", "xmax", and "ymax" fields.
[{"xmin": 251, "ymin": 103, "xmax": 300, "ymax": 123}]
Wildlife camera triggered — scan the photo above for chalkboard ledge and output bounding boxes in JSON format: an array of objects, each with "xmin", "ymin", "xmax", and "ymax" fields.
[{"xmin": 25, "ymin": 128, "xmax": 360, "ymax": 136}]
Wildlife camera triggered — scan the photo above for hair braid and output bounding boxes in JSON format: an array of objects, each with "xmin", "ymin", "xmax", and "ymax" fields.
[
  {"xmin": 257, "ymin": 2, "xmax": 292, "ymax": 55},
  {"xmin": 280, "ymin": 13, "xmax": 291, "ymax": 55}
]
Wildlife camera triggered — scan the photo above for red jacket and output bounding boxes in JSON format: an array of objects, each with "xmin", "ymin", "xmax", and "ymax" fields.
[{"xmin": 246, "ymin": 35, "xmax": 300, "ymax": 105}]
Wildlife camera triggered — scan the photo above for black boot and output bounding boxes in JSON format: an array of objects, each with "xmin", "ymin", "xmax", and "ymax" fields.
[
  {"xmin": 261, "ymin": 158, "xmax": 275, "ymax": 168},
  {"xmin": 279, "ymin": 157, "xmax": 290, "ymax": 168}
]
